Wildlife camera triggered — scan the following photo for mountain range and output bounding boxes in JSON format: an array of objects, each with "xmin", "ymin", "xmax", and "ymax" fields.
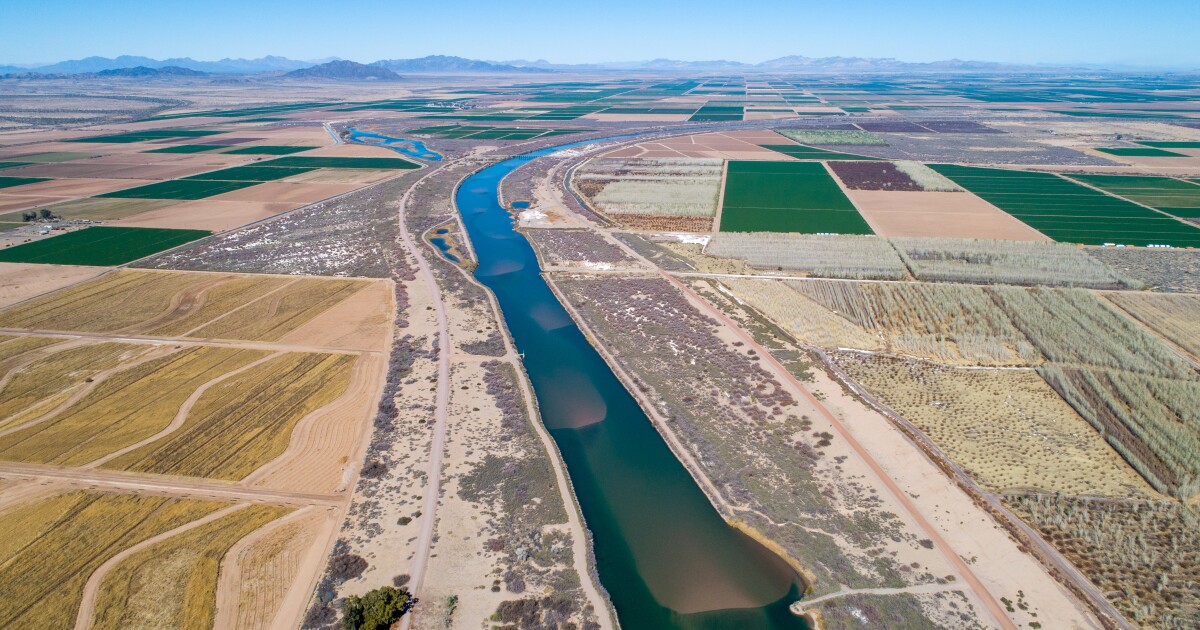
[{"xmin": 1, "ymin": 54, "xmax": 1102, "ymax": 77}]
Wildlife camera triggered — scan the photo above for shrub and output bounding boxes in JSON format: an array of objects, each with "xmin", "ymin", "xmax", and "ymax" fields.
[
  {"xmin": 341, "ymin": 586, "xmax": 415, "ymax": 630},
  {"xmin": 328, "ymin": 553, "xmax": 368, "ymax": 582}
]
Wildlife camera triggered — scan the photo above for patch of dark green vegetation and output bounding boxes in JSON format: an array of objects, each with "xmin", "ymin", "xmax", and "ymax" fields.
[
  {"xmin": 142, "ymin": 144, "xmax": 224, "ymax": 154},
  {"xmin": 221, "ymin": 145, "xmax": 319, "ymax": 155},
  {"xmin": 688, "ymin": 105, "xmax": 744, "ymax": 122},
  {"xmin": 97, "ymin": 179, "xmax": 260, "ymax": 200},
  {"xmin": 68, "ymin": 129, "xmax": 222, "ymax": 143},
  {"xmin": 1068, "ymin": 174, "xmax": 1200, "ymax": 220},
  {"xmin": 761, "ymin": 145, "xmax": 881, "ymax": 161},
  {"xmin": 0, "ymin": 176, "xmax": 50, "ymax": 189},
  {"xmin": 720, "ymin": 161, "xmax": 873, "ymax": 234},
  {"xmin": 0, "ymin": 162, "xmax": 32, "ymax": 171},
  {"xmin": 0, "ymin": 226, "xmax": 209, "ymax": 266},
  {"xmin": 1096, "ymin": 147, "xmax": 1189, "ymax": 157},
  {"xmin": 258, "ymin": 156, "xmax": 420, "ymax": 170},
  {"xmin": 931, "ymin": 164, "xmax": 1200, "ymax": 247},
  {"xmin": 184, "ymin": 165, "xmax": 317, "ymax": 181},
  {"xmin": 1139, "ymin": 141, "xmax": 1200, "ymax": 149}
]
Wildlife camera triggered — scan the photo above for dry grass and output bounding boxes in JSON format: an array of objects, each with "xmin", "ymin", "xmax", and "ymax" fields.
[
  {"xmin": 187, "ymin": 279, "xmax": 366, "ymax": 342},
  {"xmin": 144, "ymin": 275, "xmax": 291, "ymax": 337},
  {"xmin": 0, "ymin": 271, "xmax": 214, "ymax": 332},
  {"xmin": 92, "ymin": 505, "xmax": 290, "ymax": 630},
  {"xmin": 1008, "ymin": 495, "xmax": 1200, "ymax": 628},
  {"xmin": 776, "ymin": 128, "xmax": 886, "ymax": 145},
  {"xmin": 720, "ymin": 279, "xmax": 884, "ymax": 351},
  {"xmin": 836, "ymin": 354, "xmax": 1155, "ymax": 497},
  {"xmin": 103, "ymin": 352, "xmax": 355, "ymax": 480},
  {"xmin": 0, "ymin": 335, "xmax": 62, "ymax": 364},
  {"xmin": 0, "ymin": 491, "xmax": 224, "ymax": 629},
  {"xmin": 0, "ymin": 347, "xmax": 266, "ymax": 466},
  {"xmin": 1103, "ymin": 292, "xmax": 1200, "ymax": 360},
  {"xmin": 789, "ymin": 280, "xmax": 1038, "ymax": 365},
  {"xmin": 234, "ymin": 512, "xmax": 324, "ymax": 630},
  {"xmin": 0, "ymin": 342, "xmax": 150, "ymax": 432}
]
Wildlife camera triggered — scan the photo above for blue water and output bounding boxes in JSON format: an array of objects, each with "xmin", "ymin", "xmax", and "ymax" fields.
[
  {"xmin": 346, "ymin": 127, "xmax": 443, "ymax": 161},
  {"xmin": 454, "ymin": 137, "xmax": 807, "ymax": 629},
  {"xmin": 429, "ymin": 236, "xmax": 460, "ymax": 263}
]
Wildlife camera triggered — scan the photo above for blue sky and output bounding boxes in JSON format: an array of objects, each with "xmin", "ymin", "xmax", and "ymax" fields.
[{"xmin": 2, "ymin": 0, "xmax": 1197, "ymax": 67}]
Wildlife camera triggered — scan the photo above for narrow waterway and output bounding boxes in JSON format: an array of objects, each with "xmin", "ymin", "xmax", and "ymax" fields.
[
  {"xmin": 455, "ymin": 140, "xmax": 809, "ymax": 630},
  {"xmin": 347, "ymin": 127, "xmax": 443, "ymax": 161}
]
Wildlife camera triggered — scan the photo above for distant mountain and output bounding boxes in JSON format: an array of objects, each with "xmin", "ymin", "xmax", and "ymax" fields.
[
  {"xmin": 27, "ymin": 55, "xmax": 321, "ymax": 74},
  {"xmin": 283, "ymin": 60, "xmax": 401, "ymax": 81},
  {"xmin": 504, "ymin": 55, "xmax": 1079, "ymax": 73},
  {"xmin": 96, "ymin": 65, "xmax": 207, "ymax": 77},
  {"xmin": 372, "ymin": 55, "xmax": 546, "ymax": 73}
]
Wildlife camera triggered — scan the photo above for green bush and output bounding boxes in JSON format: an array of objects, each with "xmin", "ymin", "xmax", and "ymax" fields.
[{"xmin": 342, "ymin": 586, "xmax": 415, "ymax": 630}]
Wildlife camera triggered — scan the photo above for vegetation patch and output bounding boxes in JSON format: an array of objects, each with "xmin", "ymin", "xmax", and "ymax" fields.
[
  {"xmin": 1104, "ymin": 292, "xmax": 1200, "ymax": 360},
  {"xmin": 184, "ymin": 165, "xmax": 317, "ymax": 181},
  {"xmin": 0, "ymin": 176, "xmax": 52, "ymax": 189},
  {"xmin": 575, "ymin": 157, "xmax": 721, "ymax": 217},
  {"xmin": 0, "ymin": 226, "xmax": 210, "ymax": 266},
  {"xmin": 257, "ymin": 156, "xmax": 419, "ymax": 170},
  {"xmin": 828, "ymin": 161, "xmax": 921, "ymax": 191},
  {"xmin": 1039, "ymin": 365, "xmax": 1200, "ymax": 497},
  {"xmin": 68, "ymin": 129, "xmax": 222, "ymax": 143},
  {"xmin": 187, "ymin": 278, "xmax": 366, "ymax": 341},
  {"xmin": 97, "ymin": 179, "xmax": 260, "ymax": 200},
  {"xmin": 1095, "ymin": 147, "xmax": 1188, "ymax": 157},
  {"xmin": 776, "ymin": 128, "xmax": 885, "ymax": 145},
  {"xmin": 706, "ymin": 233, "xmax": 906, "ymax": 279},
  {"xmin": 720, "ymin": 161, "xmax": 873, "ymax": 234},
  {"xmin": 91, "ymin": 505, "xmax": 290, "ymax": 630},
  {"xmin": 1008, "ymin": 495, "xmax": 1199, "ymax": 627},
  {"xmin": 142, "ymin": 144, "xmax": 224, "ymax": 154},
  {"xmin": 1085, "ymin": 247, "xmax": 1200, "ymax": 293},
  {"xmin": 0, "ymin": 491, "xmax": 224, "ymax": 628},
  {"xmin": 837, "ymin": 354, "xmax": 1154, "ymax": 496},
  {"xmin": 102, "ymin": 352, "xmax": 355, "ymax": 480},
  {"xmin": 892, "ymin": 237, "xmax": 1133, "ymax": 288},
  {"xmin": 222, "ymin": 145, "xmax": 319, "ymax": 155},
  {"xmin": 761, "ymin": 144, "xmax": 880, "ymax": 161}
]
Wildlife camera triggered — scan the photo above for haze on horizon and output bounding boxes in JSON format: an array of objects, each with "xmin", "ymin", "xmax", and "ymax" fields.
[{"xmin": 2, "ymin": 0, "xmax": 1198, "ymax": 69}]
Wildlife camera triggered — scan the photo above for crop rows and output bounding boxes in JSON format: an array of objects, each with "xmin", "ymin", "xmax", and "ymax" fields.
[
  {"xmin": 991, "ymin": 287, "xmax": 1195, "ymax": 378},
  {"xmin": 1039, "ymin": 365, "xmax": 1200, "ymax": 497},
  {"xmin": 575, "ymin": 157, "xmax": 722, "ymax": 217},
  {"xmin": 0, "ymin": 341, "xmax": 145, "ymax": 432},
  {"xmin": 188, "ymin": 279, "xmax": 365, "ymax": 342},
  {"xmin": 104, "ymin": 352, "xmax": 355, "ymax": 480},
  {"xmin": 827, "ymin": 161, "xmax": 922, "ymax": 191},
  {"xmin": 91, "ymin": 505, "xmax": 289, "ymax": 629},
  {"xmin": 0, "ymin": 492, "xmax": 224, "ymax": 628},
  {"xmin": 775, "ymin": 128, "xmax": 886, "ymax": 145},
  {"xmin": 893, "ymin": 237, "xmax": 1133, "ymax": 288},
  {"xmin": 1103, "ymin": 292, "xmax": 1200, "ymax": 360},
  {"xmin": 705, "ymin": 233, "xmax": 907, "ymax": 279},
  {"xmin": 836, "ymin": 354, "xmax": 1152, "ymax": 496},
  {"xmin": 1085, "ymin": 247, "xmax": 1200, "ymax": 293},
  {"xmin": 1007, "ymin": 495, "xmax": 1199, "ymax": 627},
  {"xmin": 789, "ymin": 280, "xmax": 1037, "ymax": 365}
]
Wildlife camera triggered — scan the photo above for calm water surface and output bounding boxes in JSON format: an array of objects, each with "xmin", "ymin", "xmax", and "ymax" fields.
[{"xmin": 455, "ymin": 140, "xmax": 809, "ymax": 630}]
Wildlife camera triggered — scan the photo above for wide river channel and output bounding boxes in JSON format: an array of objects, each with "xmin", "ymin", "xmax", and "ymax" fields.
[{"xmin": 455, "ymin": 138, "xmax": 809, "ymax": 630}]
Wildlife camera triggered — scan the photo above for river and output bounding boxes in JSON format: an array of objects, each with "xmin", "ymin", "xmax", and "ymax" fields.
[{"xmin": 454, "ymin": 139, "xmax": 809, "ymax": 630}]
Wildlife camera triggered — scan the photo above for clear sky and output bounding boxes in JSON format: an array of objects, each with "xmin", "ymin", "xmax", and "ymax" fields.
[{"xmin": 2, "ymin": 0, "xmax": 1198, "ymax": 68}]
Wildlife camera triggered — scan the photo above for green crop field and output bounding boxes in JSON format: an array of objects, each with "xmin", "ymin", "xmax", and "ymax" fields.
[
  {"xmin": 1096, "ymin": 147, "xmax": 1189, "ymax": 157},
  {"xmin": 184, "ymin": 165, "xmax": 316, "ymax": 181},
  {"xmin": 69, "ymin": 130, "xmax": 223, "ymax": 144},
  {"xmin": 0, "ymin": 176, "xmax": 50, "ymax": 189},
  {"xmin": 0, "ymin": 226, "xmax": 210, "ymax": 266},
  {"xmin": 97, "ymin": 179, "xmax": 260, "ymax": 200},
  {"xmin": 1068, "ymin": 175, "xmax": 1200, "ymax": 220},
  {"xmin": 1138, "ymin": 141, "xmax": 1200, "ymax": 149},
  {"xmin": 256, "ymin": 156, "xmax": 420, "ymax": 169},
  {"xmin": 931, "ymin": 164, "xmax": 1200, "ymax": 247},
  {"xmin": 719, "ymin": 161, "xmax": 872, "ymax": 234},
  {"xmin": 689, "ymin": 105, "xmax": 744, "ymax": 122},
  {"xmin": 761, "ymin": 145, "xmax": 881, "ymax": 161},
  {"xmin": 407, "ymin": 125, "xmax": 587, "ymax": 140},
  {"xmin": 221, "ymin": 145, "xmax": 318, "ymax": 155},
  {"xmin": 0, "ymin": 162, "xmax": 30, "ymax": 170},
  {"xmin": 143, "ymin": 145, "xmax": 224, "ymax": 154}
]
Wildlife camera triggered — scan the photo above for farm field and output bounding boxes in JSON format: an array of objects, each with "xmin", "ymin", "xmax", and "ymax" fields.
[
  {"xmin": 1086, "ymin": 247, "xmax": 1200, "ymax": 293},
  {"xmin": 1102, "ymin": 292, "xmax": 1200, "ymax": 359},
  {"xmin": 91, "ymin": 504, "xmax": 291, "ymax": 630},
  {"xmin": 893, "ymin": 237, "xmax": 1131, "ymax": 287},
  {"xmin": 705, "ymin": 232, "xmax": 907, "ymax": 278},
  {"xmin": 719, "ymin": 161, "xmax": 873, "ymax": 234},
  {"xmin": 929, "ymin": 164, "xmax": 1200, "ymax": 247},
  {"xmin": 834, "ymin": 353, "xmax": 1155, "ymax": 497},
  {"xmin": 0, "ymin": 226, "xmax": 210, "ymax": 266},
  {"xmin": 0, "ymin": 491, "xmax": 225, "ymax": 628},
  {"xmin": 761, "ymin": 144, "xmax": 881, "ymax": 161},
  {"xmin": 0, "ymin": 270, "xmax": 379, "ymax": 346},
  {"xmin": 574, "ymin": 157, "xmax": 722, "ymax": 220},
  {"xmin": 1008, "ymin": 496, "xmax": 1199, "ymax": 628},
  {"xmin": 1068, "ymin": 174, "xmax": 1200, "ymax": 219},
  {"xmin": 97, "ymin": 178, "xmax": 260, "ymax": 199}
]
